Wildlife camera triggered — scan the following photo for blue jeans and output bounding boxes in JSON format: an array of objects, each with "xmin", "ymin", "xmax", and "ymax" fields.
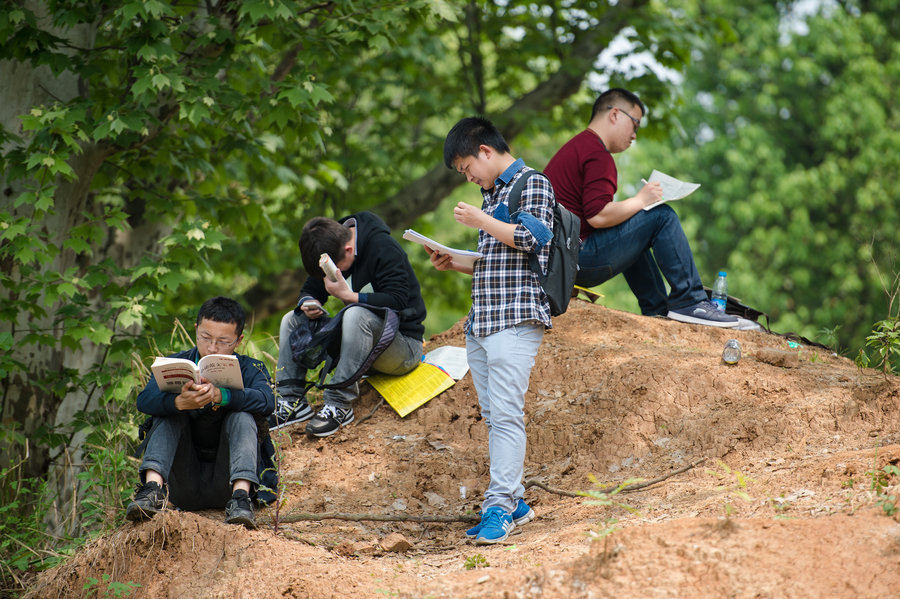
[
  {"xmin": 466, "ymin": 322, "xmax": 544, "ymax": 515},
  {"xmin": 576, "ymin": 205, "xmax": 707, "ymax": 316},
  {"xmin": 277, "ymin": 305, "xmax": 423, "ymax": 409},
  {"xmin": 140, "ymin": 411, "xmax": 259, "ymax": 510}
]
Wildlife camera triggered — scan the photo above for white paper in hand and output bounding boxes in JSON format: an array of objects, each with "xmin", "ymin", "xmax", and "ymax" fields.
[{"xmin": 643, "ymin": 170, "xmax": 701, "ymax": 211}]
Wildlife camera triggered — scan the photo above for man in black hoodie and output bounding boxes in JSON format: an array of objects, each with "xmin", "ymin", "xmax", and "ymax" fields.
[{"xmin": 273, "ymin": 211, "xmax": 427, "ymax": 437}]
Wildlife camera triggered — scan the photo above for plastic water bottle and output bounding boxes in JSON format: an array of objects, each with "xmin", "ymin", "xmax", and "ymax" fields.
[
  {"xmin": 722, "ymin": 339, "xmax": 741, "ymax": 364},
  {"xmin": 711, "ymin": 271, "xmax": 728, "ymax": 311}
]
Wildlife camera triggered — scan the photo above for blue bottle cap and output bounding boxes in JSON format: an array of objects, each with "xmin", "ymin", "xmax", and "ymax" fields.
[{"xmin": 718, "ymin": 271, "xmax": 727, "ymax": 276}]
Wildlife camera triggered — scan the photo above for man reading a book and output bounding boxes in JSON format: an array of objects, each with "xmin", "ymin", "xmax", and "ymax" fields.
[
  {"xmin": 126, "ymin": 296, "xmax": 275, "ymax": 529},
  {"xmin": 544, "ymin": 88, "xmax": 738, "ymax": 328},
  {"xmin": 273, "ymin": 212, "xmax": 427, "ymax": 436}
]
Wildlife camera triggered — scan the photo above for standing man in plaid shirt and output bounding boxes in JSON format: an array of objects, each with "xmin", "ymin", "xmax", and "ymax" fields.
[{"xmin": 429, "ymin": 116, "xmax": 554, "ymax": 544}]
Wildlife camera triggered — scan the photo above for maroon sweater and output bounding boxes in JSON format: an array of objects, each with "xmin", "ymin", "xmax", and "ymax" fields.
[{"xmin": 544, "ymin": 129, "xmax": 617, "ymax": 240}]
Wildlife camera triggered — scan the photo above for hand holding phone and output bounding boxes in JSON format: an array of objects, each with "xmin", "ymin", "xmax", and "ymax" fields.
[
  {"xmin": 319, "ymin": 253, "xmax": 338, "ymax": 282},
  {"xmin": 300, "ymin": 299, "xmax": 327, "ymax": 318}
]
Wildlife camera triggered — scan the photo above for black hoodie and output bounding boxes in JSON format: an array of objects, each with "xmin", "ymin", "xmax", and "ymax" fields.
[{"xmin": 298, "ymin": 211, "xmax": 427, "ymax": 340}]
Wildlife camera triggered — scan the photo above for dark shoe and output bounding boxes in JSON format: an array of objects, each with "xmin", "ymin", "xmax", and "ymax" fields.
[
  {"xmin": 268, "ymin": 397, "xmax": 314, "ymax": 430},
  {"xmin": 224, "ymin": 489, "xmax": 257, "ymax": 530},
  {"xmin": 466, "ymin": 498, "xmax": 535, "ymax": 539},
  {"xmin": 667, "ymin": 300, "xmax": 739, "ymax": 328},
  {"xmin": 125, "ymin": 481, "xmax": 167, "ymax": 522},
  {"xmin": 305, "ymin": 404, "xmax": 354, "ymax": 437}
]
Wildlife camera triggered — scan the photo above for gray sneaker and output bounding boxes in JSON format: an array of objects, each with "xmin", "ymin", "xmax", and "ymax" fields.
[{"xmin": 667, "ymin": 300, "xmax": 739, "ymax": 328}]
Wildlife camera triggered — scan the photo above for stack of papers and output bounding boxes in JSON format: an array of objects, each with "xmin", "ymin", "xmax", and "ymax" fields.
[{"xmin": 367, "ymin": 346, "xmax": 470, "ymax": 417}]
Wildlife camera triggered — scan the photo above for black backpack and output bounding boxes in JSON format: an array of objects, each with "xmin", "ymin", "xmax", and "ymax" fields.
[
  {"xmin": 288, "ymin": 303, "xmax": 399, "ymax": 390},
  {"xmin": 507, "ymin": 170, "xmax": 581, "ymax": 316}
]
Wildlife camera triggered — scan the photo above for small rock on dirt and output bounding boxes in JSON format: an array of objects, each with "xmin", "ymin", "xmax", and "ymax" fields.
[
  {"xmin": 380, "ymin": 532, "xmax": 412, "ymax": 552},
  {"xmin": 755, "ymin": 348, "xmax": 800, "ymax": 368}
]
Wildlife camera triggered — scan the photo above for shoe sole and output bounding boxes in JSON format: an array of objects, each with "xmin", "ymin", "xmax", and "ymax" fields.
[
  {"xmin": 125, "ymin": 503, "xmax": 163, "ymax": 522},
  {"xmin": 225, "ymin": 515, "xmax": 257, "ymax": 530},
  {"xmin": 666, "ymin": 312, "xmax": 739, "ymax": 328},
  {"xmin": 474, "ymin": 522, "xmax": 516, "ymax": 545}
]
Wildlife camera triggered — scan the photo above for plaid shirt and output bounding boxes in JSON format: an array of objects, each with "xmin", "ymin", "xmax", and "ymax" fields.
[{"xmin": 466, "ymin": 162, "xmax": 554, "ymax": 337}]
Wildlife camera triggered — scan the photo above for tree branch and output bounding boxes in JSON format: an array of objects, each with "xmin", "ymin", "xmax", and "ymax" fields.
[{"xmin": 372, "ymin": 0, "xmax": 644, "ymax": 230}]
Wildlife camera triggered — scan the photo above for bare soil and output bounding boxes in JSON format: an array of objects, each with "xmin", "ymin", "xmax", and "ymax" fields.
[{"xmin": 28, "ymin": 300, "xmax": 900, "ymax": 598}]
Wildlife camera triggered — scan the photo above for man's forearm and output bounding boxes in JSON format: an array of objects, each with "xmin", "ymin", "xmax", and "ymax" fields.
[{"xmin": 586, "ymin": 197, "xmax": 644, "ymax": 229}]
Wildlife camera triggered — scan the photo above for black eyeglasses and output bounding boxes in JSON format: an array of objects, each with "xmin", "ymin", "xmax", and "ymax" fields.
[{"xmin": 607, "ymin": 106, "xmax": 640, "ymax": 133}]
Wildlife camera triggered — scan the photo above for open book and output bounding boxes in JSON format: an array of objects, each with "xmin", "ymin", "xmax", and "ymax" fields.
[
  {"xmin": 402, "ymin": 230, "xmax": 483, "ymax": 269},
  {"xmin": 151, "ymin": 354, "xmax": 244, "ymax": 393},
  {"xmin": 642, "ymin": 170, "xmax": 701, "ymax": 211}
]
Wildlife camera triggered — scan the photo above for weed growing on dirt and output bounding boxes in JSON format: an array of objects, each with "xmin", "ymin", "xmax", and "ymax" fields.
[
  {"xmin": 464, "ymin": 553, "xmax": 489, "ymax": 570},
  {"xmin": 83, "ymin": 574, "xmax": 141, "ymax": 597},
  {"xmin": 580, "ymin": 474, "xmax": 640, "ymax": 560},
  {"xmin": 865, "ymin": 318, "xmax": 900, "ymax": 378},
  {"xmin": 867, "ymin": 463, "xmax": 900, "ymax": 517},
  {"xmin": 707, "ymin": 460, "xmax": 752, "ymax": 521},
  {"xmin": 859, "ymin": 261, "xmax": 900, "ymax": 377}
]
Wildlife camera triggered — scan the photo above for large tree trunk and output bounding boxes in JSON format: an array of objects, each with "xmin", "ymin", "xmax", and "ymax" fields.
[{"xmin": 0, "ymin": 3, "xmax": 166, "ymax": 535}]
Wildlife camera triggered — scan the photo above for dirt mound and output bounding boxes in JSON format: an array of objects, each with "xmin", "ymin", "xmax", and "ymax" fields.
[{"xmin": 28, "ymin": 301, "xmax": 900, "ymax": 598}]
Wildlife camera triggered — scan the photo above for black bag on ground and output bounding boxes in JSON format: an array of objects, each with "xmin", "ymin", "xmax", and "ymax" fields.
[
  {"xmin": 288, "ymin": 303, "xmax": 399, "ymax": 390},
  {"xmin": 507, "ymin": 170, "xmax": 581, "ymax": 316}
]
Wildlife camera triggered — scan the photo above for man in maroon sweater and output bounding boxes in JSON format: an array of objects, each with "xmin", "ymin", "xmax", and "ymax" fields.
[{"xmin": 544, "ymin": 88, "xmax": 737, "ymax": 328}]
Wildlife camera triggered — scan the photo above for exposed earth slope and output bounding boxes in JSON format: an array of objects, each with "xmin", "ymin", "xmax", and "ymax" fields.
[{"xmin": 29, "ymin": 300, "xmax": 900, "ymax": 598}]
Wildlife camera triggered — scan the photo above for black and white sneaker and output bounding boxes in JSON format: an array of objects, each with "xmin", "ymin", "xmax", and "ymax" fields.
[
  {"xmin": 268, "ymin": 397, "xmax": 314, "ymax": 430},
  {"xmin": 305, "ymin": 404, "xmax": 354, "ymax": 437},
  {"xmin": 667, "ymin": 300, "xmax": 739, "ymax": 328}
]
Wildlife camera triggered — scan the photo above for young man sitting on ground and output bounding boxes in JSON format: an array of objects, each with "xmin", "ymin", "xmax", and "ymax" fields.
[
  {"xmin": 273, "ymin": 212, "xmax": 427, "ymax": 437},
  {"xmin": 126, "ymin": 296, "xmax": 275, "ymax": 529}
]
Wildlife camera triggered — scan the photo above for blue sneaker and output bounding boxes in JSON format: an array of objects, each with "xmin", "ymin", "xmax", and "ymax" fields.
[
  {"xmin": 466, "ymin": 498, "xmax": 534, "ymax": 538},
  {"xmin": 474, "ymin": 507, "xmax": 515, "ymax": 545}
]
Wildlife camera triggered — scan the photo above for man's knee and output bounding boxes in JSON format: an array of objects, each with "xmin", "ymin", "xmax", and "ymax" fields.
[
  {"xmin": 280, "ymin": 309, "xmax": 305, "ymax": 337},
  {"xmin": 340, "ymin": 305, "xmax": 376, "ymax": 330},
  {"xmin": 225, "ymin": 411, "xmax": 256, "ymax": 430}
]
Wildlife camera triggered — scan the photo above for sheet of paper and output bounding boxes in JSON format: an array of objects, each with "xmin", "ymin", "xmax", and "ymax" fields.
[
  {"xmin": 367, "ymin": 363, "xmax": 455, "ymax": 417},
  {"xmin": 402, "ymin": 229, "xmax": 483, "ymax": 269},
  {"xmin": 423, "ymin": 345, "xmax": 469, "ymax": 380},
  {"xmin": 642, "ymin": 170, "xmax": 701, "ymax": 211}
]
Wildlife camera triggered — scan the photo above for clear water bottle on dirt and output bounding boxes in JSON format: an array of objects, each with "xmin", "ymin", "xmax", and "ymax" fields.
[
  {"xmin": 711, "ymin": 271, "xmax": 728, "ymax": 311},
  {"xmin": 722, "ymin": 339, "xmax": 741, "ymax": 364}
]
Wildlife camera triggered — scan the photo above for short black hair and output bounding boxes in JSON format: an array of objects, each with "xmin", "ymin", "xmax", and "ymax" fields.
[
  {"xmin": 299, "ymin": 217, "xmax": 352, "ymax": 278},
  {"xmin": 590, "ymin": 88, "xmax": 647, "ymax": 121},
  {"xmin": 443, "ymin": 116, "xmax": 510, "ymax": 169},
  {"xmin": 196, "ymin": 296, "xmax": 246, "ymax": 336}
]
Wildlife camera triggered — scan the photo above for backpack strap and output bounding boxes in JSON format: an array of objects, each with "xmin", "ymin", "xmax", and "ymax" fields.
[{"xmin": 505, "ymin": 170, "xmax": 549, "ymax": 280}]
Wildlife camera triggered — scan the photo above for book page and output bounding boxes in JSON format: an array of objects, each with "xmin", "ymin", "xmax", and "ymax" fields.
[
  {"xmin": 151, "ymin": 357, "xmax": 200, "ymax": 393},
  {"xmin": 423, "ymin": 345, "xmax": 469, "ymax": 380},
  {"xmin": 402, "ymin": 229, "xmax": 483, "ymax": 269},
  {"xmin": 197, "ymin": 354, "xmax": 244, "ymax": 390},
  {"xmin": 642, "ymin": 170, "xmax": 701, "ymax": 211}
]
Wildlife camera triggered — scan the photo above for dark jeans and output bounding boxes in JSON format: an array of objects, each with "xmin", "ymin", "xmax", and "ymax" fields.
[
  {"xmin": 576, "ymin": 204, "xmax": 707, "ymax": 316},
  {"xmin": 140, "ymin": 411, "xmax": 259, "ymax": 511}
]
